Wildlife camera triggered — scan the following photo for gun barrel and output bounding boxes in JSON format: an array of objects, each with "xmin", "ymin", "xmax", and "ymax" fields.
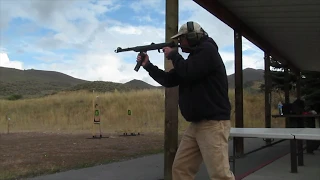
[
  {"xmin": 114, "ymin": 41, "xmax": 179, "ymax": 53},
  {"xmin": 114, "ymin": 41, "xmax": 180, "ymax": 72},
  {"xmin": 114, "ymin": 47, "xmax": 134, "ymax": 53}
]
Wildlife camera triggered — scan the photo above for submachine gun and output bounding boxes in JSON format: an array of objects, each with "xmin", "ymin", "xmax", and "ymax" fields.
[{"xmin": 114, "ymin": 41, "xmax": 180, "ymax": 72}]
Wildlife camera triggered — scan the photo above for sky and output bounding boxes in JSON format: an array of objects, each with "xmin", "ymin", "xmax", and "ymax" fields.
[{"xmin": 0, "ymin": 0, "xmax": 265, "ymax": 86}]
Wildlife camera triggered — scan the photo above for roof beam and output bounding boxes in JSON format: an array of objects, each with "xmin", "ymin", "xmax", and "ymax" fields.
[{"xmin": 193, "ymin": 0, "xmax": 300, "ymax": 73}]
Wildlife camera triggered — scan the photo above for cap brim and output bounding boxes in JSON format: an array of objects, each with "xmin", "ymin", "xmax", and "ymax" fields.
[{"xmin": 171, "ymin": 32, "xmax": 183, "ymax": 39}]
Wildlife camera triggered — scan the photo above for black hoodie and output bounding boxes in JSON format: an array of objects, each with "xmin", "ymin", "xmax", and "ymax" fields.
[{"xmin": 143, "ymin": 37, "xmax": 231, "ymax": 122}]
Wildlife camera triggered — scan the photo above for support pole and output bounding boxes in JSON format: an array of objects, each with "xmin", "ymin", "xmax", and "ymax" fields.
[
  {"xmin": 264, "ymin": 53, "xmax": 272, "ymax": 144},
  {"xmin": 234, "ymin": 30, "xmax": 244, "ymax": 155},
  {"xmin": 93, "ymin": 96, "xmax": 102, "ymax": 138},
  {"xmin": 296, "ymin": 71, "xmax": 301, "ymax": 99},
  {"xmin": 284, "ymin": 67, "xmax": 290, "ymax": 127},
  {"xmin": 164, "ymin": 0, "xmax": 179, "ymax": 179},
  {"xmin": 6, "ymin": 114, "xmax": 10, "ymax": 134}
]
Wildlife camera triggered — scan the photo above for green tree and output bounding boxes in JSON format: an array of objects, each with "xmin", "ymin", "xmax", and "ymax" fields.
[
  {"xmin": 260, "ymin": 58, "xmax": 296, "ymax": 95},
  {"xmin": 301, "ymin": 71, "xmax": 320, "ymax": 112},
  {"xmin": 262, "ymin": 57, "xmax": 320, "ymax": 112}
]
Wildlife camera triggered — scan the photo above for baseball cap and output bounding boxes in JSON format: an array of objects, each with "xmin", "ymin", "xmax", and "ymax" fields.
[{"xmin": 171, "ymin": 21, "xmax": 204, "ymax": 39}]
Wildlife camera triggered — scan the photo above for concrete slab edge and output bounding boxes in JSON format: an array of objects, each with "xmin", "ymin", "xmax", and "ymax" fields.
[{"xmin": 235, "ymin": 151, "xmax": 290, "ymax": 180}]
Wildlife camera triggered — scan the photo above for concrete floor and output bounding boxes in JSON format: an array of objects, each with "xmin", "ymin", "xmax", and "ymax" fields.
[
  {"xmin": 243, "ymin": 150, "xmax": 320, "ymax": 180},
  {"xmin": 25, "ymin": 138, "xmax": 295, "ymax": 180}
]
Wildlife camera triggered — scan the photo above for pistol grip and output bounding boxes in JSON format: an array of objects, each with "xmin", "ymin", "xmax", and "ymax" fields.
[{"xmin": 134, "ymin": 52, "xmax": 145, "ymax": 72}]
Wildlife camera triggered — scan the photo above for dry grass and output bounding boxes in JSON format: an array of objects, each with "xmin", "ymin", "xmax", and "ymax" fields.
[
  {"xmin": 0, "ymin": 88, "xmax": 286, "ymax": 134},
  {"xmin": 0, "ymin": 88, "xmax": 291, "ymax": 180}
]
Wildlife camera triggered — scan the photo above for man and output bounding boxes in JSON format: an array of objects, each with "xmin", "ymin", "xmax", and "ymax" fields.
[{"xmin": 137, "ymin": 21, "xmax": 235, "ymax": 180}]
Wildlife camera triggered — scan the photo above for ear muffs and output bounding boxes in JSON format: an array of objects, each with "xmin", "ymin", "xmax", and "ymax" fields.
[
  {"xmin": 185, "ymin": 21, "xmax": 204, "ymax": 46},
  {"xmin": 186, "ymin": 21, "xmax": 197, "ymax": 42}
]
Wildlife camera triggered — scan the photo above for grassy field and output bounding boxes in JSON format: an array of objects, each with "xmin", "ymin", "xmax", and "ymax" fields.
[
  {"xmin": 0, "ymin": 88, "xmax": 287, "ymax": 180},
  {"xmin": 0, "ymin": 88, "xmax": 286, "ymax": 134}
]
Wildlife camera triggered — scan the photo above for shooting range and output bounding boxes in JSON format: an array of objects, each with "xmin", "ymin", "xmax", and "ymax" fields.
[
  {"xmin": 159, "ymin": 0, "xmax": 320, "ymax": 179},
  {"xmin": 2, "ymin": 0, "xmax": 319, "ymax": 180},
  {"xmin": 85, "ymin": 0, "xmax": 320, "ymax": 178}
]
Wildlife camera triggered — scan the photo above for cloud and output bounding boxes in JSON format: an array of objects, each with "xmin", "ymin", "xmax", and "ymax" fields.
[
  {"xmin": 0, "ymin": 53, "xmax": 24, "ymax": 70},
  {"xmin": 0, "ymin": 0, "xmax": 264, "ymax": 86},
  {"xmin": 220, "ymin": 51, "xmax": 264, "ymax": 75},
  {"xmin": 129, "ymin": 0, "xmax": 163, "ymax": 13}
]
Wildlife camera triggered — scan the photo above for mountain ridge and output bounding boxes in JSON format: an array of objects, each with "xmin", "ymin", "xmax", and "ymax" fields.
[{"xmin": 0, "ymin": 66, "xmax": 264, "ymax": 99}]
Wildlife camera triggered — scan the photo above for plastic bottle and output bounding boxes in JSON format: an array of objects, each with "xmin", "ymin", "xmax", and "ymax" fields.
[{"xmin": 278, "ymin": 101, "xmax": 283, "ymax": 115}]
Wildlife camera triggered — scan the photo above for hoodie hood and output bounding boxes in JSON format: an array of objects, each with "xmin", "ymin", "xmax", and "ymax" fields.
[
  {"xmin": 197, "ymin": 36, "xmax": 219, "ymax": 51},
  {"xmin": 186, "ymin": 36, "xmax": 219, "ymax": 55}
]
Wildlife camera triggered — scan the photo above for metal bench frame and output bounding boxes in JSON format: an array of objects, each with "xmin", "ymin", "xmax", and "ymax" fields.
[{"xmin": 229, "ymin": 128, "xmax": 320, "ymax": 174}]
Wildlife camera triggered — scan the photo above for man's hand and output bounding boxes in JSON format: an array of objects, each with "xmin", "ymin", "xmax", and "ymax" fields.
[
  {"xmin": 136, "ymin": 52, "xmax": 149, "ymax": 67},
  {"xmin": 162, "ymin": 47, "xmax": 173, "ymax": 59}
]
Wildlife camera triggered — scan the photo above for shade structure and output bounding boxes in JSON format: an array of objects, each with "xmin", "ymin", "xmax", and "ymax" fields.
[{"xmin": 193, "ymin": 0, "xmax": 320, "ymax": 72}]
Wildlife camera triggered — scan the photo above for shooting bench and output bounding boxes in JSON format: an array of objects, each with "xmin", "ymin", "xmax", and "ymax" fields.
[{"xmin": 230, "ymin": 128, "xmax": 320, "ymax": 174}]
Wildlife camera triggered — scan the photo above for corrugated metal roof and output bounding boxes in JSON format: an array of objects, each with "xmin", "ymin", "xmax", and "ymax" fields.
[{"xmin": 194, "ymin": 0, "xmax": 320, "ymax": 72}]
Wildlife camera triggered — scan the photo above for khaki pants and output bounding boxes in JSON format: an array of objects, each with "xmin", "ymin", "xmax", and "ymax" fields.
[{"xmin": 172, "ymin": 120, "xmax": 235, "ymax": 180}]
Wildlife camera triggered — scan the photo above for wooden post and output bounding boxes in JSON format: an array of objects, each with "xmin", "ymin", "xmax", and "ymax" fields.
[
  {"xmin": 92, "ymin": 90, "xmax": 95, "ymax": 136},
  {"xmin": 284, "ymin": 67, "xmax": 290, "ymax": 127},
  {"xmin": 284, "ymin": 68, "xmax": 290, "ymax": 103},
  {"xmin": 92, "ymin": 96, "xmax": 102, "ymax": 138},
  {"xmin": 6, "ymin": 114, "xmax": 10, "ymax": 134},
  {"xmin": 164, "ymin": 0, "xmax": 179, "ymax": 179},
  {"xmin": 234, "ymin": 30, "xmax": 244, "ymax": 155},
  {"xmin": 264, "ymin": 53, "xmax": 272, "ymax": 144},
  {"xmin": 296, "ymin": 71, "xmax": 301, "ymax": 99}
]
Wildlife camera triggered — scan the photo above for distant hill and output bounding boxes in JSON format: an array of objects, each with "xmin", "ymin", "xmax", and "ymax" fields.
[
  {"xmin": 67, "ymin": 79, "xmax": 157, "ymax": 93},
  {"xmin": 0, "ymin": 67, "xmax": 159, "ymax": 99},
  {"xmin": 123, "ymin": 68, "xmax": 265, "ymax": 90},
  {"xmin": 0, "ymin": 67, "xmax": 89, "ymax": 98},
  {"xmin": 124, "ymin": 79, "xmax": 160, "ymax": 89},
  {"xmin": 0, "ymin": 66, "xmax": 265, "ymax": 99},
  {"xmin": 227, "ymin": 68, "xmax": 264, "ymax": 89},
  {"xmin": 0, "ymin": 67, "xmax": 87, "ymax": 84}
]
